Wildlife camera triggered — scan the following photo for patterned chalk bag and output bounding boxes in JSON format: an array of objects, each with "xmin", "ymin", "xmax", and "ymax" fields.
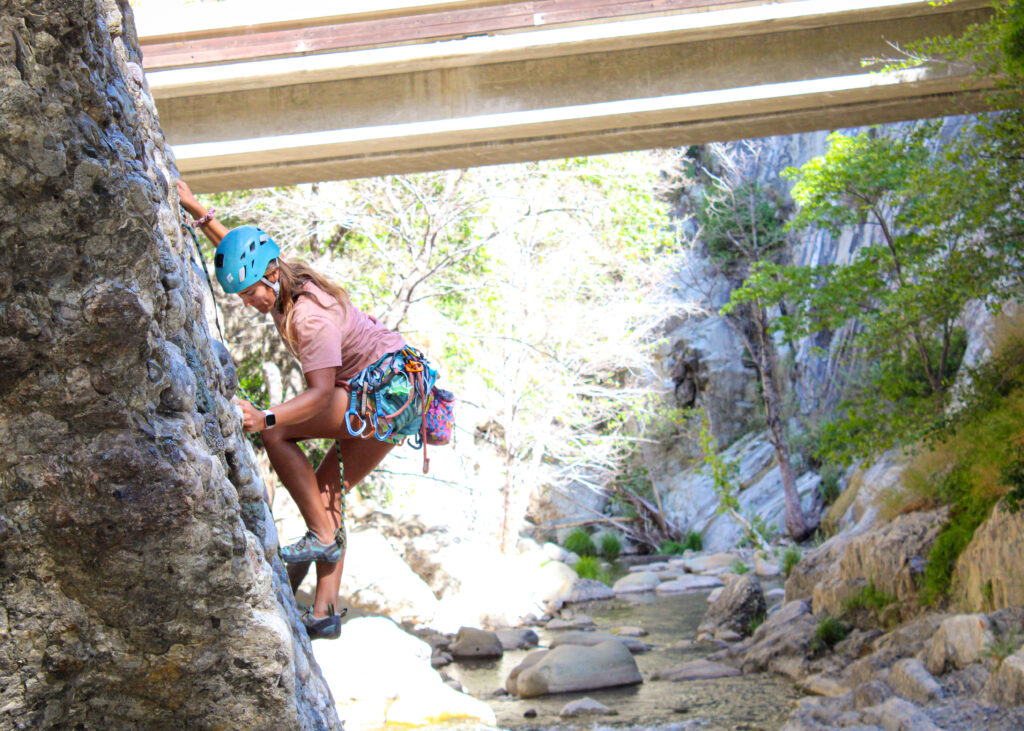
[{"xmin": 424, "ymin": 388, "xmax": 455, "ymax": 446}]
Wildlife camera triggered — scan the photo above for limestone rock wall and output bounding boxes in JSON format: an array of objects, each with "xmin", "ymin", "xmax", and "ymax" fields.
[
  {"xmin": 953, "ymin": 504, "xmax": 1024, "ymax": 612},
  {"xmin": 0, "ymin": 1, "xmax": 337, "ymax": 727}
]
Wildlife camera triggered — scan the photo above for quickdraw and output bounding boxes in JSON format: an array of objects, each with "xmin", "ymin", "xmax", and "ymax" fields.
[{"xmin": 341, "ymin": 346, "xmax": 439, "ymax": 473}]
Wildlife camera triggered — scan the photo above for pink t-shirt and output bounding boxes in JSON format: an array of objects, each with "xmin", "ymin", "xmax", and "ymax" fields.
[{"xmin": 271, "ymin": 282, "xmax": 406, "ymax": 384}]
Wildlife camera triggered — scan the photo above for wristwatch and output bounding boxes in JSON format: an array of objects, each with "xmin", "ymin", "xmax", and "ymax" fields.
[{"xmin": 263, "ymin": 410, "xmax": 276, "ymax": 429}]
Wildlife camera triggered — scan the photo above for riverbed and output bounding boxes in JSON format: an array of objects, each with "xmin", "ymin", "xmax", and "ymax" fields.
[{"xmin": 442, "ymin": 587, "xmax": 802, "ymax": 730}]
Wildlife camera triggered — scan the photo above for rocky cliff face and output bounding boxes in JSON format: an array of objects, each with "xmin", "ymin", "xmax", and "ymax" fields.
[{"xmin": 0, "ymin": 1, "xmax": 337, "ymax": 727}]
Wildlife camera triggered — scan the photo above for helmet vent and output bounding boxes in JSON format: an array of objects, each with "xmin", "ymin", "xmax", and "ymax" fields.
[
  {"xmin": 238, "ymin": 266, "xmax": 246, "ymax": 282},
  {"xmin": 249, "ymin": 242, "xmax": 256, "ymax": 252},
  {"xmin": 215, "ymin": 253, "xmax": 224, "ymax": 267}
]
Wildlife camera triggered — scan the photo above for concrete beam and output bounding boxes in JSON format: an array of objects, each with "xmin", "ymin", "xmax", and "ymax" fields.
[{"xmin": 141, "ymin": 0, "xmax": 993, "ymax": 191}]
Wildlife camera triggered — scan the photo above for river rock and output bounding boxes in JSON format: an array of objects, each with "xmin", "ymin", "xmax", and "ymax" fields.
[
  {"xmin": 682, "ymin": 552, "xmax": 740, "ymax": 574},
  {"xmin": 559, "ymin": 697, "xmax": 616, "ymax": 717},
  {"xmin": 450, "ymin": 627, "xmax": 504, "ymax": 659},
  {"xmin": 613, "ymin": 571, "xmax": 660, "ymax": 594},
  {"xmin": 547, "ymin": 614, "xmax": 594, "ymax": 630},
  {"xmin": 798, "ymin": 674, "xmax": 851, "ymax": 697},
  {"xmin": 924, "ymin": 614, "xmax": 995, "ymax": 675},
  {"xmin": 698, "ymin": 574, "xmax": 767, "ymax": 639},
  {"xmin": 888, "ymin": 658, "xmax": 944, "ymax": 704},
  {"xmin": 656, "ymin": 575, "xmax": 724, "ymax": 594},
  {"xmin": 630, "ymin": 561, "xmax": 669, "ymax": 572},
  {"xmin": 532, "ymin": 559, "xmax": 580, "ymax": 604},
  {"xmin": 549, "ymin": 631, "xmax": 649, "ymax": 654},
  {"xmin": 507, "ymin": 641, "xmax": 642, "ymax": 698},
  {"xmin": 984, "ymin": 646, "xmax": 1024, "ymax": 706},
  {"xmin": 564, "ymin": 578, "xmax": 615, "ymax": 602},
  {"xmin": 611, "ymin": 626, "xmax": 648, "ymax": 637},
  {"xmin": 652, "ymin": 659, "xmax": 740, "ymax": 681},
  {"xmin": 543, "ymin": 542, "xmax": 572, "ymax": 562},
  {"xmin": 316, "ymin": 617, "xmax": 495, "ymax": 728},
  {"xmin": 496, "ymin": 628, "xmax": 540, "ymax": 651}
]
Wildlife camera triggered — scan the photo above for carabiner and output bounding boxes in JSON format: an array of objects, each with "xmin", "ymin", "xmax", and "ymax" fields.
[
  {"xmin": 375, "ymin": 417, "xmax": 394, "ymax": 441},
  {"xmin": 345, "ymin": 410, "xmax": 366, "ymax": 436}
]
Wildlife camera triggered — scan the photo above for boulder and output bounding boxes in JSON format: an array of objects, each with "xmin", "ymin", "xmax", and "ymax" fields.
[
  {"xmin": 549, "ymin": 631, "xmax": 649, "ymax": 654},
  {"xmin": 862, "ymin": 697, "xmax": 942, "ymax": 731},
  {"xmin": 564, "ymin": 578, "xmax": 614, "ymax": 603},
  {"xmin": 652, "ymin": 659, "xmax": 740, "ymax": 681},
  {"xmin": 450, "ymin": 627, "xmax": 503, "ymax": 659},
  {"xmin": 629, "ymin": 561, "xmax": 669, "ymax": 572},
  {"xmin": 542, "ymin": 542, "xmax": 572, "ymax": 562},
  {"xmin": 495, "ymin": 629, "xmax": 540, "ymax": 651},
  {"xmin": 738, "ymin": 600, "xmax": 817, "ymax": 673},
  {"xmin": 612, "ymin": 571, "xmax": 660, "ymax": 594},
  {"xmin": 559, "ymin": 697, "xmax": 616, "ymax": 718},
  {"xmin": 531, "ymin": 559, "xmax": 580, "ymax": 605},
  {"xmin": 754, "ymin": 555, "xmax": 782, "ymax": 577},
  {"xmin": 546, "ymin": 615, "xmax": 594, "ymax": 630},
  {"xmin": 924, "ymin": 614, "xmax": 995, "ymax": 675},
  {"xmin": 888, "ymin": 659, "xmax": 944, "ymax": 704},
  {"xmin": 797, "ymin": 674, "xmax": 851, "ymax": 697},
  {"xmin": 656, "ymin": 575, "xmax": 724, "ymax": 594},
  {"xmin": 507, "ymin": 641, "xmax": 642, "ymax": 698},
  {"xmin": 315, "ymin": 617, "xmax": 495, "ymax": 728},
  {"xmin": 610, "ymin": 626, "xmax": 648, "ymax": 637},
  {"xmin": 682, "ymin": 552, "xmax": 740, "ymax": 574},
  {"xmin": 984, "ymin": 647, "xmax": 1024, "ymax": 706},
  {"xmin": 698, "ymin": 574, "xmax": 767, "ymax": 640},
  {"xmin": 339, "ymin": 530, "xmax": 441, "ymax": 625}
]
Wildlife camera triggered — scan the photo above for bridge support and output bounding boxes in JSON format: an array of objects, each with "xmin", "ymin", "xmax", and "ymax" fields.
[{"xmin": 140, "ymin": 0, "xmax": 993, "ymax": 192}]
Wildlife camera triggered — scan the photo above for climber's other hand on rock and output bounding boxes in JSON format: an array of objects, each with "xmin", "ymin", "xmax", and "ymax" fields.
[
  {"xmin": 235, "ymin": 398, "xmax": 263, "ymax": 433},
  {"xmin": 177, "ymin": 179, "xmax": 202, "ymax": 218}
]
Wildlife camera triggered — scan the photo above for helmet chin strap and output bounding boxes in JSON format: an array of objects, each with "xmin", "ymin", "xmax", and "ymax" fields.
[{"xmin": 260, "ymin": 276, "xmax": 280, "ymax": 299}]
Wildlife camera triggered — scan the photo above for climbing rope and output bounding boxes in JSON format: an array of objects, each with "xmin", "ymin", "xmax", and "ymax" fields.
[{"xmin": 179, "ymin": 205, "xmax": 226, "ymax": 344}]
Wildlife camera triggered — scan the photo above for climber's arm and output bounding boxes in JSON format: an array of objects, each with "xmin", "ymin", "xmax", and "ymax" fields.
[
  {"xmin": 237, "ymin": 367, "xmax": 338, "ymax": 433},
  {"xmin": 177, "ymin": 179, "xmax": 229, "ymax": 245}
]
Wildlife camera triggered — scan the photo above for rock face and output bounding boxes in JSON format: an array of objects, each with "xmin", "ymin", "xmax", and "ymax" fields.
[
  {"xmin": 0, "ymin": 2, "xmax": 336, "ymax": 727},
  {"xmin": 787, "ymin": 508, "xmax": 946, "ymax": 619},
  {"xmin": 450, "ymin": 627, "xmax": 503, "ymax": 659},
  {"xmin": 953, "ymin": 503, "xmax": 1024, "ymax": 611}
]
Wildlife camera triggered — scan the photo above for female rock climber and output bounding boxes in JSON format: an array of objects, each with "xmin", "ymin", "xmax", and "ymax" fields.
[{"xmin": 177, "ymin": 180, "xmax": 440, "ymax": 640}]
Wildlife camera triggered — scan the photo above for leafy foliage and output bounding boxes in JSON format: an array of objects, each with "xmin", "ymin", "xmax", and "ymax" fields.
[
  {"xmin": 573, "ymin": 555, "xmax": 611, "ymax": 585},
  {"xmin": 841, "ymin": 580, "xmax": 897, "ymax": 616},
  {"xmin": 781, "ymin": 545, "xmax": 801, "ymax": 577},
  {"xmin": 811, "ymin": 616, "xmax": 850, "ymax": 652}
]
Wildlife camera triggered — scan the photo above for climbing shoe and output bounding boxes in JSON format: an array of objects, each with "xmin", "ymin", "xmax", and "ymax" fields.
[
  {"xmin": 279, "ymin": 530, "xmax": 343, "ymax": 564},
  {"xmin": 302, "ymin": 605, "xmax": 346, "ymax": 641}
]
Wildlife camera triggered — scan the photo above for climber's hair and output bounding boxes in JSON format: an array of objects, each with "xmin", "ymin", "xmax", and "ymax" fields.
[{"xmin": 269, "ymin": 258, "xmax": 351, "ymax": 353}]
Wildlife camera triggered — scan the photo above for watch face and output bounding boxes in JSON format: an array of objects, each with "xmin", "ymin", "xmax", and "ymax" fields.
[{"xmin": 264, "ymin": 411, "xmax": 276, "ymax": 428}]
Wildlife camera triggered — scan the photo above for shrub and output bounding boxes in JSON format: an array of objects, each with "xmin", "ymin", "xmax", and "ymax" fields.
[
  {"xmin": 599, "ymin": 533, "xmax": 622, "ymax": 561},
  {"xmin": 564, "ymin": 528, "xmax": 596, "ymax": 557},
  {"xmin": 573, "ymin": 555, "xmax": 611, "ymax": 585},
  {"xmin": 659, "ymin": 540, "xmax": 685, "ymax": 555},
  {"xmin": 730, "ymin": 560, "xmax": 750, "ymax": 575},
  {"xmin": 842, "ymin": 580, "xmax": 897, "ymax": 615},
  {"xmin": 781, "ymin": 545, "xmax": 801, "ymax": 577},
  {"xmin": 818, "ymin": 464, "xmax": 843, "ymax": 506},
  {"xmin": 683, "ymin": 530, "xmax": 704, "ymax": 552},
  {"xmin": 811, "ymin": 616, "xmax": 850, "ymax": 652}
]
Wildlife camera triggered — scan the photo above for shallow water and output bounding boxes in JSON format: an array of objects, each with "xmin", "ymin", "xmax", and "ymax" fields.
[{"xmin": 441, "ymin": 587, "xmax": 802, "ymax": 731}]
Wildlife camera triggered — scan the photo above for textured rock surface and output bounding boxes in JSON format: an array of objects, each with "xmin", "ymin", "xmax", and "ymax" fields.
[
  {"xmin": 0, "ymin": 2, "xmax": 337, "ymax": 727},
  {"xmin": 450, "ymin": 627, "xmax": 503, "ymax": 659},
  {"xmin": 924, "ymin": 614, "xmax": 995, "ymax": 676},
  {"xmin": 952, "ymin": 503, "xmax": 1024, "ymax": 611},
  {"xmin": 548, "ymin": 631, "xmax": 649, "ymax": 654},
  {"xmin": 698, "ymin": 574, "xmax": 767, "ymax": 639},
  {"xmin": 507, "ymin": 641, "xmax": 642, "ymax": 698}
]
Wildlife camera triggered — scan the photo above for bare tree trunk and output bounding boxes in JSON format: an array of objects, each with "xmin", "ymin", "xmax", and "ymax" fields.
[{"xmin": 756, "ymin": 313, "xmax": 816, "ymax": 541}]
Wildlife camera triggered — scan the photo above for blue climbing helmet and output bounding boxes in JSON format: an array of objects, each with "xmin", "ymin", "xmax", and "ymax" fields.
[{"xmin": 214, "ymin": 225, "xmax": 281, "ymax": 294}]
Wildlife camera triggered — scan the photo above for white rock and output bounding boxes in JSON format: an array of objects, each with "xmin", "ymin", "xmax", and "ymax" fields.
[
  {"xmin": 339, "ymin": 530, "xmax": 441, "ymax": 625},
  {"xmin": 754, "ymin": 555, "xmax": 781, "ymax": 577},
  {"xmin": 315, "ymin": 617, "xmax": 495, "ymax": 728},
  {"xmin": 517, "ymin": 537, "xmax": 542, "ymax": 554},
  {"xmin": 564, "ymin": 578, "xmax": 614, "ymax": 603},
  {"xmin": 863, "ymin": 697, "xmax": 943, "ymax": 731},
  {"xmin": 612, "ymin": 571, "xmax": 660, "ymax": 594},
  {"xmin": 559, "ymin": 697, "xmax": 615, "ymax": 718},
  {"xmin": 889, "ymin": 658, "xmax": 944, "ymax": 704},
  {"xmin": 682, "ymin": 553, "xmax": 739, "ymax": 574},
  {"xmin": 542, "ymin": 542, "xmax": 571, "ymax": 562},
  {"xmin": 656, "ymin": 575, "xmax": 724, "ymax": 594},
  {"xmin": 629, "ymin": 561, "xmax": 668, "ymax": 572},
  {"xmin": 707, "ymin": 587, "xmax": 724, "ymax": 603}
]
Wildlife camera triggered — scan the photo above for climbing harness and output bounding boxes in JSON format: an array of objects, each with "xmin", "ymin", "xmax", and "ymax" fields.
[
  {"xmin": 179, "ymin": 206, "xmax": 226, "ymax": 344},
  {"xmin": 338, "ymin": 345, "xmax": 454, "ymax": 474}
]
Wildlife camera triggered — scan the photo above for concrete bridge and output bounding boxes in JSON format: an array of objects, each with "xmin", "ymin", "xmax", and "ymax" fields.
[{"xmin": 137, "ymin": 0, "xmax": 993, "ymax": 192}]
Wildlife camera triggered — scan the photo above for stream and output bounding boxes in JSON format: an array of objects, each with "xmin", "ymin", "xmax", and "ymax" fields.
[{"xmin": 441, "ymin": 586, "xmax": 802, "ymax": 731}]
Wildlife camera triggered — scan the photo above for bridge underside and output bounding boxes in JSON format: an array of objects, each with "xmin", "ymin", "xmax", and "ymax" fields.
[{"xmin": 140, "ymin": 0, "xmax": 993, "ymax": 192}]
